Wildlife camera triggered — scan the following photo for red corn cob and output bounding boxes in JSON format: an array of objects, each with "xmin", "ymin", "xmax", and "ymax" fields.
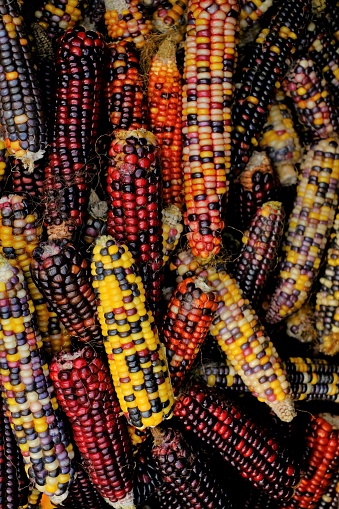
[
  {"xmin": 160, "ymin": 276, "xmax": 219, "ymax": 394},
  {"xmin": 315, "ymin": 471, "xmax": 339, "ymax": 509},
  {"xmin": 50, "ymin": 347, "xmax": 135, "ymax": 508},
  {"xmin": 31, "ymin": 240, "xmax": 102, "ymax": 344},
  {"xmin": 174, "ymin": 385, "xmax": 301, "ymax": 500},
  {"xmin": 106, "ymin": 129, "xmax": 164, "ymax": 318},
  {"xmin": 10, "ymin": 159, "xmax": 45, "ymax": 201},
  {"xmin": 43, "ymin": 27, "xmax": 105, "ymax": 240}
]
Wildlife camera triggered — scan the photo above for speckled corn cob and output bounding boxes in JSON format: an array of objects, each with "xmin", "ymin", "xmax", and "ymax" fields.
[
  {"xmin": 50, "ymin": 347, "xmax": 135, "ymax": 508},
  {"xmin": 283, "ymin": 58, "xmax": 339, "ymax": 141},
  {"xmin": 31, "ymin": 240, "xmax": 102, "ymax": 344},
  {"xmin": 286, "ymin": 303, "xmax": 317, "ymax": 343},
  {"xmin": 92, "ymin": 235, "xmax": 174, "ymax": 429},
  {"xmin": 259, "ymin": 90, "xmax": 301, "ymax": 186},
  {"xmin": 232, "ymin": 201, "xmax": 285, "ymax": 308},
  {"xmin": 239, "ymin": 0, "xmax": 274, "ymax": 31},
  {"xmin": 104, "ymin": 0, "xmax": 152, "ymax": 49},
  {"xmin": 266, "ymin": 137, "xmax": 339, "ymax": 324},
  {"xmin": 233, "ymin": 152, "xmax": 280, "ymax": 231},
  {"xmin": 162, "ymin": 205, "xmax": 183, "ymax": 264},
  {"xmin": 35, "ymin": 0, "xmax": 86, "ymax": 40},
  {"xmin": 174, "ymin": 385, "xmax": 301, "ymax": 499},
  {"xmin": 160, "ymin": 276, "xmax": 218, "ymax": 394},
  {"xmin": 232, "ymin": 0, "xmax": 310, "ymax": 176},
  {"xmin": 0, "ymin": 256, "xmax": 74, "ymax": 503},
  {"xmin": 182, "ymin": 0, "xmax": 239, "ymax": 262}
]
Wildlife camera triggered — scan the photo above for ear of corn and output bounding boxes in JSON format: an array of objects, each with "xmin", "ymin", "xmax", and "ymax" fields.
[
  {"xmin": 232, "ymin": 201, "xmax": 285, "ymax": 309},
  {"xmin": 286, "ymin": 303, "xmax": 317, "ymax": 343},
  {"xmin": 0, "ymin": 140, "xmax": 9, "ymax": 191},
  {"xmin": 133, "ymin": 444, "xmax": 164, "ymax": 506},
  {"xmin": 182, "ymin": 0, "xmax": 239, "ymax": 262},
  {"xmin": 174, "ymin": 385, "xmax": 301, "ymax": 499},
  {"xmin": 92, "ymin": 235, "xmax": 175, "ymax": 429},
  {"xmin": 162, "ymin": 205, "xmax": 183, "ymax": 265},
  {"xmin": 104, "ymin": 0, "xmax": 152, "ymax": 49},
  {"xmin": 148, "ymin": 38, "xmax": 183, "ymax": 209},
  {"xmin": 50, "ymin": 347, "xmax": 135, "ymax": 508},
  {"xmin": 62, "ymin": 466, "xmax": 108, "ymax": 509},
  {"xmin": 314, "ymin": 471, "xmax": 339, "ymax": 509},
  {"xmin": 35, "ymin": 0, "xmax": 86, "ymax": 40},
  {"xmin": 10, "ymin": 159, "xmax": 44, "ymax": 201},
  {"xmin": 160, "ymin": 276, "xmax": 218, "ymax": 394},
  {"xmin": 266, "ymin": 137, "xmax": 339, "ymax": 324},
  {"xmin": 19, "ymin": 488, "xmax": 43, "ymax": 509},
  {"xmin": 152, "ymin": 0, "xmax": 188, "ymax": 42},
  {"xmin": 239, "ymin": 0, "xmax": 274, "ymax": 32},
  {"xmin": 0, "ymin": 255, "xmax": 75, "ymax": 503}
]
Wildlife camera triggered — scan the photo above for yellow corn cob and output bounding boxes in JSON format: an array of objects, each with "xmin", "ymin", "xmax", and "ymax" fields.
[
  {"xmin": 104, "ymin": 0, "xmax": 152, "ymax": 49},
  {"xmin": 162, "ymin": 205, "xmax": 183, "ymax": 264},
  {"xmin": 286, "ymin": 303, "xmax": 317, "ymax": 343},
  {"xmin": 91, "ymin": 235, "xmax": 174, "ymax": 429},
  {"xmin": 266, "ymin": 137, "xmax": 339, "ymax": 324}
]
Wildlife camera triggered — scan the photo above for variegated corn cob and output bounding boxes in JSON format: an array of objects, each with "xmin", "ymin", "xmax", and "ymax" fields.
[
  {"xmin": 151, "ymin": 427, "xmax": 234, "ymax": 508},
  {"xmin": 50, "ymin": 348, "xmax": 135, "ymax": 508},
  {"xmin": 148, "ymin": 37, "xmax": 183, "ymax": 209},
  {"xmin": 162, "ymin": 205, "xmax": 183, "ymax": 264},
  {"xmin": 128, "ymin": 424, "xmax": 150, "ymax": 450},
  {"xmin": 0, "ymin": 255, "xmax": 75, "ymax": 503},
  {"xmin": 182, "ymin": 0, "xmax": 239, "ymax": 262},
  {"xmin": 31, "ymin": 240, "xmax": 102, "ymax": 344},
  {"xmin": 283, "ymin": 58, "xmax": 339, "ymax": 141},
  {"xmin": 259, "ymin": 90, "xmax": 301, "ymax": 187},
  {"xmin": 0, "ymin": 0, "xmax": 47, "ymax": 169},
  {"xmin": 0, "ymin": 140, "xmax": 9, "ymax": 192},
  {"xmin": 232, "ymin": 0, "xmax": 310, "ymax": 177},
  {"xmin": 232, "ymin": 151, "xmax": 280, "ymax": 231},
  {"xmin": 315, "ymin": 214, "xmax": 339, "ymax": 355},
  {"xmin": 152, "ymin": 0, "xmax": 188, "ymax": 42},
  {"xmin": 286, "ymin": 303, "xmax": 317, "ymax": 343},
  {"xmin": 266, "ymin": 137, "xmax": 339, "ymax": 324},
  {"xmin": 232, "ymin": 201, "xmax": 285, "ymax": 309},
  {"xmin": 35, "ymin": 0, "xmax": 86, "ymax": 40},
  {"xmin": 197, "ymin": 357, "xmax": 339, "ymax": 403},
  {"xmin": 315, "ymin": 471, "xmax": 339, "ymax": 509},
  {"xmin": 239, "ymin": 0, "xmax": 274, "ymax": 31},
  {"xmin": 91, "ymin": 235, "xmax": 175, "ymax": 429},
  {"xmin": 160, "ymin": 276, "xmax": 218, "ymax": 394},
  {"xmin": 174, "ymin": 385, "xmax": 301, "ymax": 499},
  {"xmin": 104, "ymin": 0, "xmax": 152, "ymax": 49}
]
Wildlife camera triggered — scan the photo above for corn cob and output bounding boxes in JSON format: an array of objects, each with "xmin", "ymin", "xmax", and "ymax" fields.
[
  {"xmin": 239, "ymin": 0, "xmax": 274, "ymax": 32},
  {"xmin": 35, "ymin": 0, "xmax": 86, "ymax": 40},
  {"xmin": 104, "ymin": 41, "xmax": 148, "ymax": 133},
  {"xmin": 152, "ymin": 0, "xmax": 188, "ymax": 42},
  {"xmin": 19, "ymin": 488, "xmax": 42, "ymax": 509},
  {"xmin": 231, "ymin": 0, "xmax": 310, "ymax": 177},
  {"xmin": 128, "ymin": 424, "xmax": 150, "ymax": 449},
  {"xmin": 106, "ymin": 129, "xmax": 164, "ymax": 318},
  {"xmin": 182, "ymin": 0, "xmax": 239, "ymax": 262},
  {"xmin": 266, "ymin": 137, "xmax": 339, "ymax": 324},
  {"xmin": 0, "ymin": 0, "xmax": 47, "ymax": 170},
  {"xmin": 281, "ymin": 415, "xmax": 339, "ymax": 509},
  {"xmin": 104, "ymin": 0, "xmax": 152, "ymax": 49},
  {"xmin": 83, "ymin": 0, "xmax": 106, "ymax": 31},
  {"xmin": 10, "ymin": 159, "xmax": 44, "ymax": 201},
  {"xmin": 153, "ymin": 488, "xmax": 185, "ymax": 509},
  {"xmin": 162, "ymin": 205, "xmax": 183, "ymax": 264},
  {"xmin": 43, "ymin": 27, "xmax": 105, "ymax": 240},
  {"xmin": 50, "ymin": 347, "xmax": 135, "ymax": 508},
  {"xmin": 31, "ymin": 240, "xmax": 102, "ymax": 344},
  {"xmin": 282, "ymin": 58, "xmax": 339, "ymax": 141},
  {"xmin": 151, "ymin": 427, "xmax": 234, "ymax": 508},
  {"xmin": 148, "ymin": 38, "xmax": 183, "ymax": 209},
  {"xmin": 315, "ymin": 471, "xmax": 339, "ymax": 509},
  {"xmin": 92, "ymin": 235, "xmax": 174, "ymax": 429},
  {"xmin": 174, "ymin": 385, "xmax": 301, "ymax": 499},
  {"xmin": 0, "ymin": 140, "xmax": 9, "ymax": 191},
  {"xmin": 133, "ymin": 444, "xmax": 164, "ymax": 506},
  {"xmin": 324, "ymin": 3, "xmax": 339, "ymax": 43},
  {"xmin": 259, "ymin": 90, "xmax": 301, "ymax": 187},
  {"xmin": 286, "ymin": 303, "xmax": 317, "ymax": 343},
  {"xmin": 160, "ymin": 276, "xmax": 218, "ymax": 394},
  {"xmin": 0, "ymin": 255, "xmax": 75, "ymax": 503},
  {"xmin": 62, "ymin": 466, "xmax": 108, "ymax": 509},
  {"xmin": 197, "ymin": 357, "xmax": 339, "ymax": 402}
]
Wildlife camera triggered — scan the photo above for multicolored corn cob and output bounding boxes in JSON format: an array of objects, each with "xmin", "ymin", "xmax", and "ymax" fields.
[
  {"xmin": 43, "ymin": 27, "xmax": 105, "ymax": 240},
  {"xmin": 104, "ymin": 41, "xmax": 148, "ymax": 133},
  {"xmin": 92, "ymin": 235, "xmax": 175, "ymax": 429},
  {"xmin": 259, "ymin": 90, "xmax": 301, "ymax": 187},
  {"xmin": 231, "ymin": 0, "xmax": 310, "ymax": 176},
  {"xmin": 182, "ymin": 0, "xmax": 239, "ymax": 262},
  {"xmin": 197, "ymin": 357, "xmax": 339, "ymax": 402},
  {"xmin": 281, "ymin": 415, "xmax": 339, "ymax": 509},
  {"xmin": 160, "ymin": 276, "xmax": 218, "ymax": 394},
  {"xmin": 314, "ymin": 471, "xmax": 339, "ymax": 509},
  {"xmin": 0, "ymin": 0, "xmax": 47, "ymax": 169},
  {"xmin": 128, "ymin": 424, "xmax": 150, "ymax": 449},
  {"xmin": 283, "ymin": 58, "xmax": 339, "ymax": 141},
  {"xmin": 0, "ymin": 140, "xmax": 9, "ymax": 191},
  {"xmin": 104, "ymin": 0, "xmax": 152, "ymax": 49},
  {"xmin": 232, "ymin": 201, "xmax": 284, "ymax": 309},
  {"xmin": 19, "ymin": 488, "xmax": 43, "ymax": 509},
  {"xmin": 266, "ymin": 137, "xmax": 339, "ymax": 324},
  {"xmin": 151, "ymin": 427, "xmax": 234, "ymax": 508},
  {"xmin": 0, "ymin": 255, "xmax": 75, "ymax": 503},
  {"xmin": 324, "ymin": 2, "xmax": 339, "ymax": 43},
  {"xmin": 31, "ymin": 240, "xmax": 102, "ymax": 344},
  {"xmin": 239, "ymin": 0, "xmax": 274, "ymax": 31},
  {"xmin": 106, "ymin": 129, "xmax": 164, "ymax": 317},
  {"xmin": 50, "ymin": 347, "xmax": 135, "ymax": 508},
  {"xmin": 35, "ymin": 0, "xmax": 86, "ymax": 40},
  {"xmin": 162, "ymin": 205, "xmax": 183, "ymax": 264},
  {"xmin": 148, "ymin": 37, "xmax": 183, "ymax": 208},
  {"xmin": 9, "ymin": 159, "xmax": 44, "ymax": 201},
  {"xmin": 174, "ymin": 385, "xmax": 301, "ymax": 499},
  {"xmin": 286, "ymin": 303, "xmax": 317, "ymax": 343},
  {"xmin": 152, "ymin": 0, "xmax": 188, "ymax": 41}
]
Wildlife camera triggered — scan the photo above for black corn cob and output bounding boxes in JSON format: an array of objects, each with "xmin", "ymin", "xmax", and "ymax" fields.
[
  {"xmin": 63, "ymin": 466, "xmax": 107, "ymax": 509},
  {"xmin": 133, "ymin": 444, "xmax": 164, "ymax": 506},
  {"xmin": 152, "ymin": 488, "xmax": 186, "ymax": 509}
]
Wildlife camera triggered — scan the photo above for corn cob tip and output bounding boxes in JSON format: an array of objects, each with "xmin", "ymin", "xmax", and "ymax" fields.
[
  {"xmin": 319, "ymin": 413, "xmax": 339, "ymax": 429},
  {"xmin": 275, "ymin": 163, "xmax": 299, "ymax": 186},
  {"xmin": 114, "ymin": 129, "xmax": 158, "ymax": 147},
  {"xmin": 89, "ymin": 190, "xmax": 108, "ymax": 220},
  {"xmin": 162, "ymin": 205, "xmax": 182, "ymax": 228},
  {"xmin": 47, "ymin": 222, "xmax": 73, "ymax": 241},
  {"xmin": 194, "ymin": 254, "xmax": 214, "ymax": 266},
  {"xmin": 269, "ymin": 396, "xmax": 296, "ymax": 422},
  {"xmin": 318, "ymin": 333, "xmax": 339, "ymax": 356},
  {"xmin": 194, "ymin": 276, "xmax": 214, "ymax": 293},
  {"xmin": 104, "ymin": 491, "xmax": 136, "ymax": 509},
  {"xmin": 151, "ymin": 426, "xmax": 166, "ymax": 446},
  {"xmin": 286, "ymin": 304, "xmax": 317, "ymax": 343},
  {"xmin": 18, "ymin": 149, "xmax": 46, "ymax": 173},
  {"xmin": 0, "ymin": 255, "xmax": 13, "ymax": 280},
  {"xmin": 48, "ymin": 492, "xmax": 70, "ymax": 505}
]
